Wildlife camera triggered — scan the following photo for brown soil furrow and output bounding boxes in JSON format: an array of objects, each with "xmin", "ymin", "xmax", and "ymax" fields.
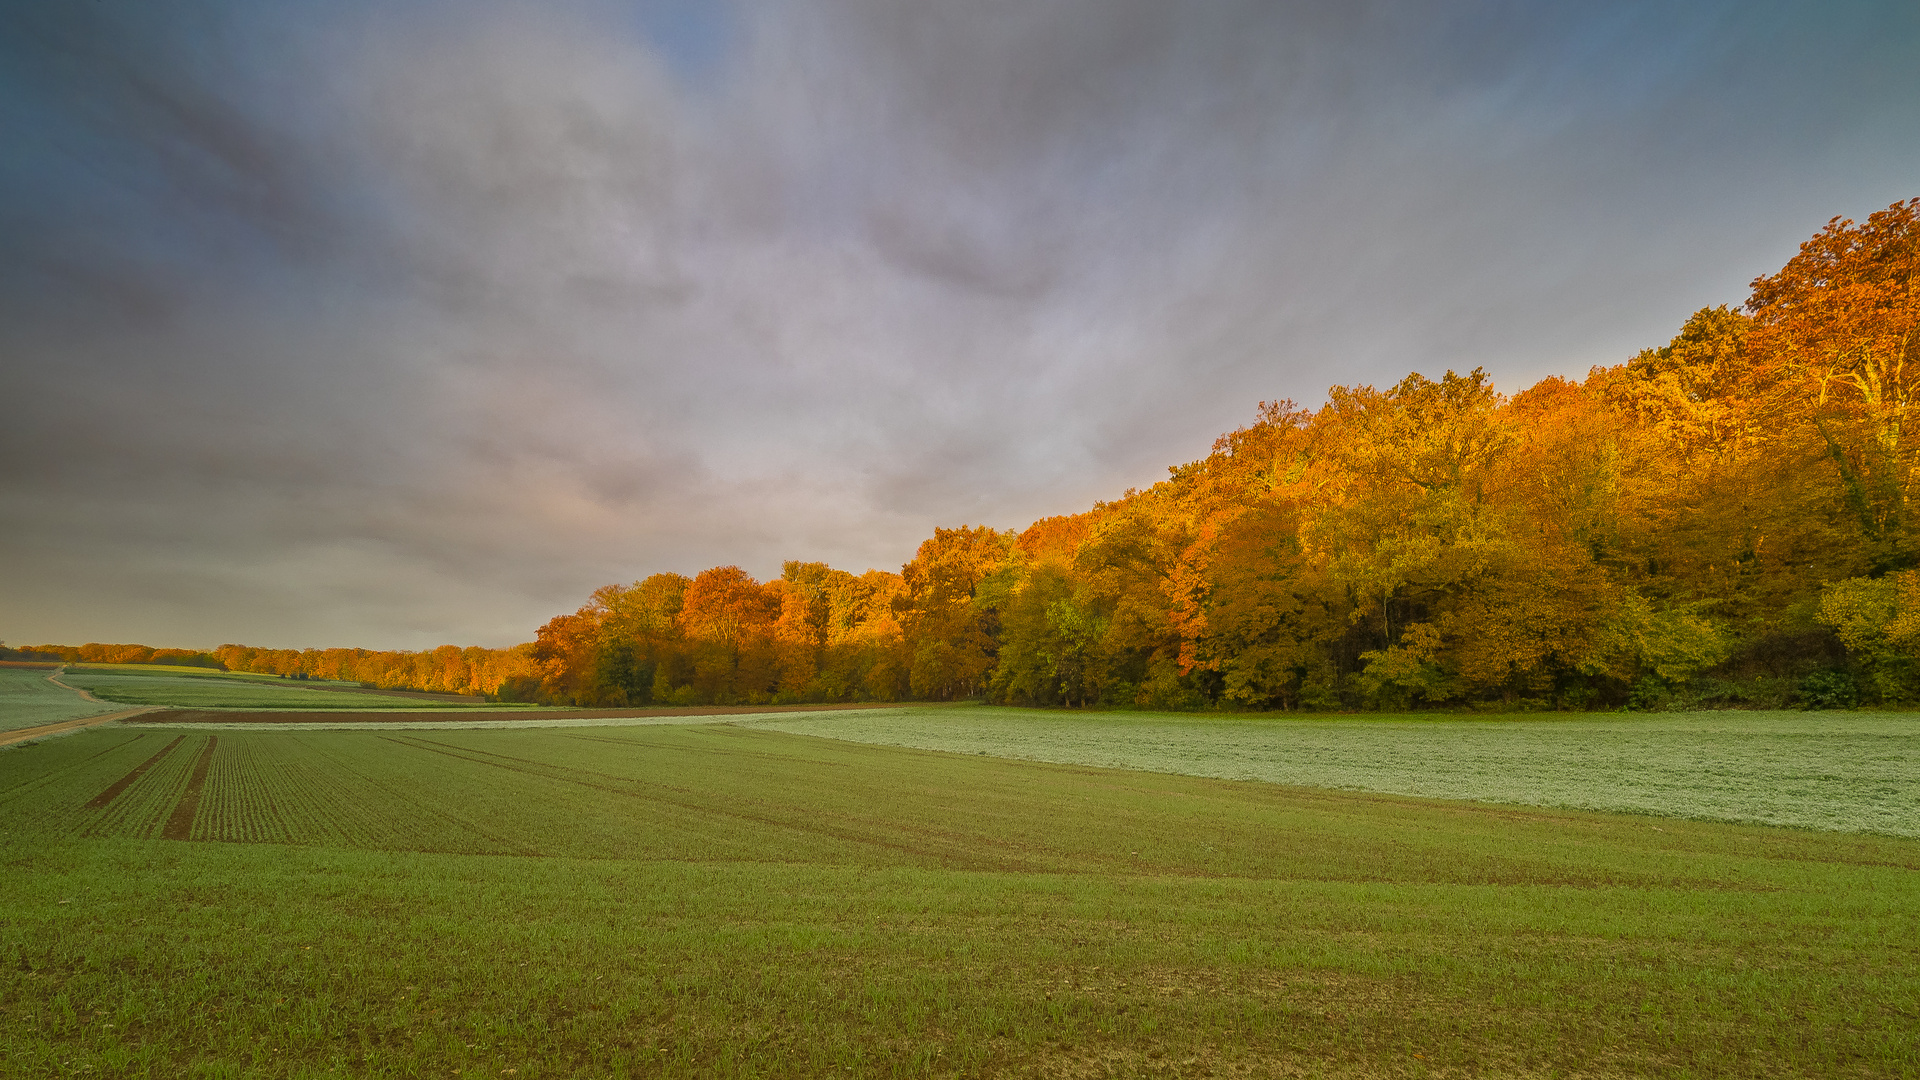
[
  {"xmin": 161, "ymin": 737, "xmax": 219, "ymax": 840},
  {"xmin": 85, "ymin": 736, "xmax": 185, "ymax": 808},
  {"xmin": 253, "ymin": 683, "xmax": 487, "ymax": 704},
  {"xmin": 129, "ymin": 702, "xmax": 907, "ymax": 723}
]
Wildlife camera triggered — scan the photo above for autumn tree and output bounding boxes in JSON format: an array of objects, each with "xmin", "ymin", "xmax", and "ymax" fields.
[
  {"xmin": 1748, "ymin": 198, "xmax": 1920, "ymax": 573},
  {"xmin": 1189, "ymin": 499, "xmax": 1342, "ymax": 709},
  {"xmin": 899, "ymin": 526, "xmax": 1014, "ymax": 699},
  {"xmin": 674, "ymin": 566, "xmax": 780, "ymax": 703}
]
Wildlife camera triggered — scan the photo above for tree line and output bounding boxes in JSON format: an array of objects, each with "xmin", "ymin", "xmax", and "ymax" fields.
[
  {"xmin": 527, "ymin": 199, "xmax": 1920, "ymax": 711},
  {"xmin": 6, "ymin": 642, "xmax": 226, "ymax": 669},
  {"xmin": 10, "ymin": 641, "xmax": 540, "ymax": 698},
  {"xmin": 23, "ymin": 200, "xmax": 1917, "ymax": 711}
]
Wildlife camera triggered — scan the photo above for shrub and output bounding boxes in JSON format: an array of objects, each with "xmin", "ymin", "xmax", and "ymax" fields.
[{"xmin": 1795, "ymin": 670, "xmax": 1859, "ymax": 710}]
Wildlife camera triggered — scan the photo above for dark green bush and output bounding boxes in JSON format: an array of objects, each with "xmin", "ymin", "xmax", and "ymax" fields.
[{"xmin": 1795, "ymin": 670, "xmax": 1859, "ymax": 710}]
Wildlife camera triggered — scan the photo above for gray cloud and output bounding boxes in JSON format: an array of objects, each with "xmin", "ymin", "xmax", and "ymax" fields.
[{"xmin": 3, "ymin": 0, "xmax": 1918, "ymax": 648}]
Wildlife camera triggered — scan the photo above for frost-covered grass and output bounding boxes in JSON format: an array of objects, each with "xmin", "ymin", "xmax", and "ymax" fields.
[
  {"xmin": 0, "ymin": 668, "xmax": 121, "ymax": 732},
  {"xmin": 55, "ymin": 669, "xmax": 495, "ymax": 709},
  {"xmin": 747, "ymin": 707, "xmax": 1920, "ymax": 837}
]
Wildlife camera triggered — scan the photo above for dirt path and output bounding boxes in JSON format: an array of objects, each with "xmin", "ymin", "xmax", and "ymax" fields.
[
  {"xmin": 0, "ymin": 668, "xmax": 166, "ymax": 748},
  {"xmin": 0, "ymin": 707, "xmax": 164, "ymax": 748},
  {"xmin": 292, "ymin": 683, "xmax": 488, "ymax": 704},
  {"xmin": 46, "ymin": 666, "xmax": 106, "ymax": 702}
]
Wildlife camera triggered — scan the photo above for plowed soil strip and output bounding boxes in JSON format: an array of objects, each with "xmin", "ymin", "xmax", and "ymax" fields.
[
  {"xmin": 130, "ymin": 703, "xmax": 909, "ymax": 724},
  {"xmin": 85, "ymin": 735, "xmax": 185, "ymax": 808},
  {"xmin": 162, "ymin": 737, "xmax": 219, "ymax": 840}
]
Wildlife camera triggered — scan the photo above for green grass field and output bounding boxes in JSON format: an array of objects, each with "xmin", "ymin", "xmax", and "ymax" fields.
[
  {"xmin": 0, "ymin": 667, "xmax": 123, "ymax": 732},
  {"xmin": 1, "ymin": 723, "xmax": 1914, "ymax": 1077},
  {"xmin": 53, "ymin": 668, "xmax": 494, "ymax": 710},
  {"xmin": 745, "ymin": 707, "xmax": 1920, "ymax": 837},
  {"xmin": 64, "ymin": 664, "xmax": 324, "ymax": 681}
]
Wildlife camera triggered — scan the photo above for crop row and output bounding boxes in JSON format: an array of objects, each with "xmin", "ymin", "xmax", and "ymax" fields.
[
  {"xmin": 79, "ymin": 734, "xmax": 204, "ymax": 840},
  {"xmin": 11, "ymin": 720, "xmax": 1920, "ymax": 902},
  {"xmin": 7, "ymin": 725, "xmax": 1010, "ymax": 864},
  {"xmin": 0, "ymin": 731, "xmax": 167, "ymax": 834},
  {"xmin": 0, "ymin": 730, "xmax": 521, "ymax": 853},
  {"xmin": 191, "ymin": 733, "xmax": 381, "ymax": 846}
]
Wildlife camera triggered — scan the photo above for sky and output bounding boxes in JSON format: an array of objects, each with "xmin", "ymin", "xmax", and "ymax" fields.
[{"xmin": 3, "ymin": 0, "xmax": 1918, "ymax": 651}]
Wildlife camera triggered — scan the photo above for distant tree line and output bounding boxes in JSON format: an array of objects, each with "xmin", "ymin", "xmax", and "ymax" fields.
[
  {"xmin": 0, "ymin": 644, "xmax": 63, "ymax": 663},
  {"xmin": 17, "ymin": 643, "xmax": 227, "ymax": 669},
  {"xmin": 15, "ymin": 641, "xmax": 541, "ymax": 698},
  {"xmin": 206, "ymin": 644, "xmax": 538, "ymax": 697}
]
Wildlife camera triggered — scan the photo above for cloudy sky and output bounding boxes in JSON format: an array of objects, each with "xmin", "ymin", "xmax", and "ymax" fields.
[{"xmin": 3, "ymin": 0, "xmax": 1916, "ymax": 650}]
